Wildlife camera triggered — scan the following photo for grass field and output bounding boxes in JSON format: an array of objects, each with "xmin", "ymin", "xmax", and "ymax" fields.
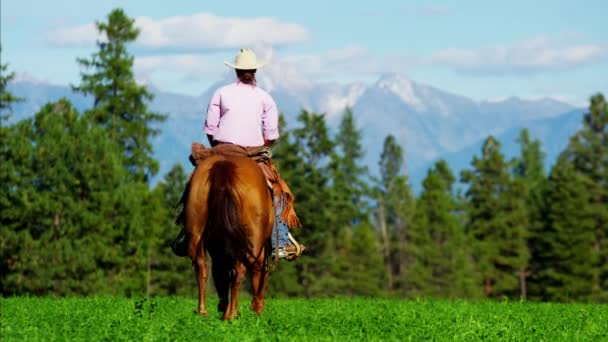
[{"xmin": 1, "ymin": 296, "xmax": 607, "ymax": 341}]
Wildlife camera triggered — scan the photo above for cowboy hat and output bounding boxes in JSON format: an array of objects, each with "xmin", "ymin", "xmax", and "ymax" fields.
[{"xmin": 224, "ymin": 48, "xmax": 266, "ymax": 70}]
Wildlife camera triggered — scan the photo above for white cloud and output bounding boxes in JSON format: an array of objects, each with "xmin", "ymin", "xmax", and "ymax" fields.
[
  {"xmin": 134, "ymin": 54, "xmax": 222, "ymax": 86},
  {"xmin": 47, "ymin": 13, "xmax": 310, "ymax": 49},
  {"xmin": 47, "ymin": 23, "xmax": 99, "ymax": 47},
  {"xmin": 133, "ymin": 45, "xmax": 379, "ymax": 88},
  {"xmin": 136, "ymin": 54, "xmax": 216, "ymax": 74},
  {"xmin": 429, "ymin": 34, "xmax": 608, "ymax": 75},
  {"xmin": 278, "ymin": 45, "xmax": 400, "ymax": 78},
  {"xmin": 118, "ymin": 32, "xmax": 608, "ymax": 100}
]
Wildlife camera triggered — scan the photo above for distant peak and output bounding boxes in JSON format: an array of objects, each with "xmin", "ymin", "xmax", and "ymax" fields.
[
  {"xmin": 482, "ymin": 95, "xmax": 575, "ymax": 107},
  {"xmin": 373, "ymin": 73, "xmax": 426, "ymax": 109}
]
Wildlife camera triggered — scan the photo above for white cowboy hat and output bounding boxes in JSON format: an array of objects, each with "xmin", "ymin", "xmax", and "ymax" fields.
[{"xmin": 224, "ymin": 48, "xmax": 266, "ymax": 70}]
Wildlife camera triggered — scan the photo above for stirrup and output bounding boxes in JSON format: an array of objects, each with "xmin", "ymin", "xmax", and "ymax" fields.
[{"xmin": 285, "ymin": 232, "xmax": 305, "ymax": 260}]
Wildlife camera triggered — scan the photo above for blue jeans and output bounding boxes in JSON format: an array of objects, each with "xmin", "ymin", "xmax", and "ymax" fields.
[{"xmin": 271, "ymin": 197, "xmax": 290, "ymax": 249}]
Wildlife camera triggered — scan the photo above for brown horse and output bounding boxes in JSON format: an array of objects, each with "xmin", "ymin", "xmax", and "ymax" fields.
[{"xmin": 184, "ymin": 153, "xmax": 274, "ymax": 320}]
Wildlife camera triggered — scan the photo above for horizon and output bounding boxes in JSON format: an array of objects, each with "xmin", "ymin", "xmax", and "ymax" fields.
[{"xmin": 9, "ymin": 70, "xmax": 589, "ymax": 109}]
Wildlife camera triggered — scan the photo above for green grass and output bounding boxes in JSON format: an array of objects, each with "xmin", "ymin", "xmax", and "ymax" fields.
[{"xmin": 1, "ymin": 296, "xmax": 607, "ymax": 341}]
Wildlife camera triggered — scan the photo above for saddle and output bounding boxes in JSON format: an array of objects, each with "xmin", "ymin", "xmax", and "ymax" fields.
[{"xmin": 188, "ymin": 142, "xmax": 301, "ymax": 229}]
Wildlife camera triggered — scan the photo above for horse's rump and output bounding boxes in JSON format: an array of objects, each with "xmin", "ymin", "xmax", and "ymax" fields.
[{"xmin": 186, "ymin": 154, "xmax": 273, "ymax": 266}]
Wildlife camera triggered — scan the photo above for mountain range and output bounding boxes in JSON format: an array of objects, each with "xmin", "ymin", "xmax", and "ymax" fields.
[{"xmin": 7, "ymin": 74, "xmax": 585, "ymax": 190}]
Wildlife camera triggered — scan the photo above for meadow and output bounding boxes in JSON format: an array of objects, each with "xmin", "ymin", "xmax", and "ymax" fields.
[{"xmin": 1, "ymin": 296, "xmax": 606, "ymax": 341}]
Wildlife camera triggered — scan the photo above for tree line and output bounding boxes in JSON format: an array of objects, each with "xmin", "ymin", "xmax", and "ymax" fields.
[{"xmin": 1, "ymin": 8, "xmax": 607, "ymax": 302}]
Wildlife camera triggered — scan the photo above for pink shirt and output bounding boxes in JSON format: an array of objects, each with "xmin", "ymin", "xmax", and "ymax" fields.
[{"xmin": 203, "ymin": 81, "xmax": 279, "ymax": 147}]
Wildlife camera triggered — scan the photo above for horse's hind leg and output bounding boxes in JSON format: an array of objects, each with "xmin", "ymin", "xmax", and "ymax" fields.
[
  {"xmin": 194, "ymin": 247, "xmax": 208, "ymax": 316},
  {"xmin": 224, "ymin": 262, "xmax": 246, "ymax": 320},
  {"xmin": 186, "ymin": 165, "xmax": 210, "ymax": 317},
  {"xmin": 249, "ymin": 251, "xmax": 269, "ymax": 315}
]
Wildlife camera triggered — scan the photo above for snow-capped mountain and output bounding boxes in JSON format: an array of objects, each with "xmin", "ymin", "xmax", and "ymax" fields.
[{"xmin": 7, "ymin": 73, "xmax": 582, "ymax": 188}]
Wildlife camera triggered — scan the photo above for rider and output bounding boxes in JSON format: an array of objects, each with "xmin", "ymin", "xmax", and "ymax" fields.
[{"xmin": 171, "ymin": 48, "xmax": 303, "ymax": 260}]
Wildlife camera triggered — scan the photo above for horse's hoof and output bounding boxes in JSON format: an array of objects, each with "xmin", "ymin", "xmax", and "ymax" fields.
[
  {"xmin": 194, "ymin": 309, "xmax": 208, "ymax": 317},
  {"xmin": 251, "ymin": 302, "xmax": 264, "ymax": 315}
]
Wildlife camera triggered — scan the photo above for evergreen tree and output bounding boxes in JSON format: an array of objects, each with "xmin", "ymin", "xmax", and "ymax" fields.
[
  {"xmin": 330, "ymin": 107, "xmax": 369, "ymax": 226},
  {"xmin": 0, "ymin": 54, "xmax": 23, "ymax": 124},
  {"xmin": 72, "ymin": 8, "xmax": 166, "ymax": 181},
  {"xmin": 410, "ymin": 160, "xmax": 479, "ymax": 298},
  {"xmin": 512, "ymin": 129, "xmax": 547, "ymax": 299},
  {"xmin": 532, "ymin": 154, "xmax": 596, "ymax": 302},
  {"xmin": 348, "ymin": 222, "xmax": 386, "ymax": 296},
  {"xmin": 461, "ymin": 136, "xmax": 529, "ymax": 298},
  {"xmin": 566, "ymin": 93, "xmax": 608, "ymax": 301},
  {"xmin": 0, "ymin": 58, "xmax": 24, "ymax": 195},
  {"xmin": 66, "ymin": 8, "xmax": 170, "ymax": 295},
  {"xmin": 514, "ymin": 129, "xmax": 546, "ymax": 183},
  {"xmin": 0, "ymin": 99, "xmax": 131, "ymax": 295},
  {"xmin": 0, "ymin": 60, "xmax": 25, "ymax": 280},
  {"xmin": 374, "ymin": 135, "xmax": 415, "ymax": 296},
  {"xmin": 328, "ymin": 108, "xmax": 377, "ymax": 295}
]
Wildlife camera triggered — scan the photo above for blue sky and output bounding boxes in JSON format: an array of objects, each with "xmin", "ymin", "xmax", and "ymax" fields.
[{"xmin": 2, "ymin": 0, "xmax": 607, "ymax": 105}]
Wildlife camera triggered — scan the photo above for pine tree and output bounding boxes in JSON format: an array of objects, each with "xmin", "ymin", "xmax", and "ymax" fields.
[
  {"xmin": 410, "ymin": 160, "xmax": 479, "ymax": 298},
  {"xmin": 330, "ymin": 107, "xmax": 369, "ymax": 226},
  {"xmin": 72, "ymin": 8, "xmax": 166, "ymax": 181},
  {"xmin": 0, "ymin": 55, "xmax": 23, "ymax": 124},
  {"xmin": 0, "ymin": 58, "xmax": 24, "ymax": 194},
  {"xmin": 0, "ymin": 60, "xmax": 25, "ymax": 279},
  {"xmin": 512, "ymin": 129, "xmax": 546, "ymax": 299},
  {"xmin": 1, "ymin": 99, "xmax": 130, "ymax": 295},
  {"xmin": 532, "ymin": 154, "xmax": 596, "ymax": 302},
  {"xmin": 328, "ymin": 108, "xmax": 378, "ymax": 295},
  {"xmin": 461, "ymin": 136, "xmax": 529, "ymax": 298},
  {"xmin": 375, "ymin": 135, "xmax": 415, "ymax": 296},
  {"xmin": 349, "ymin": 222, "xmax": 386, "ymax": 296},
  {"xmin": 566, "ymin": 93, "xmax": 608, "ymax": 301},
  {"xmin": 0, "ymin": 114, "xmax": 34, "ymax": 294}
]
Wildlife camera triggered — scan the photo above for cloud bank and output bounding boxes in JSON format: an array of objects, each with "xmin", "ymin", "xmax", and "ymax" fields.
[
  {"xmin": 48, "ymin": 12, "xmax": 310, "ymax": 49},
  {"xmin": 49, "ymin": 11, "xmax": 607, "ymax": 83},
  {"xmin": 430, "ymin": 34, "xmax": 608, "ymax": 76}
]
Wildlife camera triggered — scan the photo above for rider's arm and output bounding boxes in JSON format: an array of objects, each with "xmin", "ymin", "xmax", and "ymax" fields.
[
  {"xmin": 261, "ymin": 93, "xmax": 279, "ymax": 145},
  {"xmin": 203, "ymin": 89, "xmax": 221, "ymax": 145}
]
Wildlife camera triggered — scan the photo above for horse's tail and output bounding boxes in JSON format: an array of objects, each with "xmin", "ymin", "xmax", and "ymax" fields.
[{"xmin": 203, "ymin": 159, "xmax": 254, "ymax": 267}]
